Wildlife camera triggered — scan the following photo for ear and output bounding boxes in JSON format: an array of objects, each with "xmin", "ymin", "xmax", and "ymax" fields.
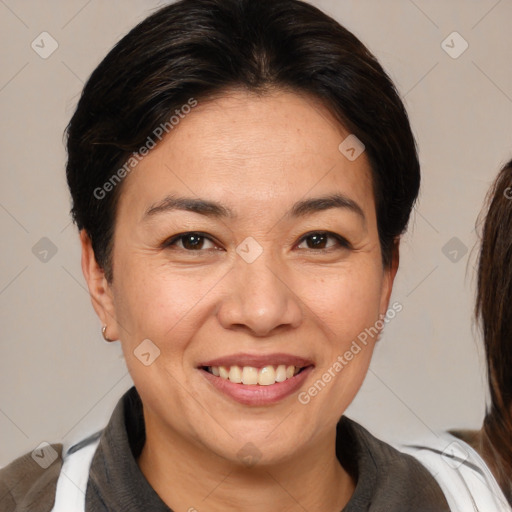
[
  {"xmin": 379, "ymin": 238, "xmax": 400, "ymax": 316},
  {"xmin": 80, "ymin": 230, "xmax": 119, "ymax": 341}
]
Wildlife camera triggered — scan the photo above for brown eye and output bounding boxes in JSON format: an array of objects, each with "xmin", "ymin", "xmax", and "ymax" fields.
[
  {"xmin": 164, "ymin": 232, "xmax": 217, "ymax": 251},
  {"xmin": 181, "ymin": 234, "xmax": 206, "ymax": 250},
  {"xmin": 297, "ymin": 232, "xmax": 350, "ymax": 250},
  {"xmin": 305, "ymin": 233, "xmax": 329, "ymax": 249}
]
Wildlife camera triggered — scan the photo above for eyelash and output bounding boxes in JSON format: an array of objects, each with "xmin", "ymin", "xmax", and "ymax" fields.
[
  {"xmin": 297, "ymin": 231, "xmax": 351, "ymax": 251},
  {"xmin": 161, "ymin": 231, "xmax": 351, "ymax": 252}
]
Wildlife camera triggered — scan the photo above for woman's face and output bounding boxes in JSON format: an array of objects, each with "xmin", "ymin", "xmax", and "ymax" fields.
[{"xmin": 86, "ymin": 90, "xmax": 397, "ymax": 465}]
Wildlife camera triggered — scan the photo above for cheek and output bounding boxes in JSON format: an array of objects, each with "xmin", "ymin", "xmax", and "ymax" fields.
[
  {"xmin": 299, "ymin": 268, "xmax": 385, "ymax": 419},
  {"xmin": 112, "ymin": 255, "xmax": 221, "ymax": 350},
  {"xmin": 299, "ymin": 264, "xmax": 385, "ymax": 341}
]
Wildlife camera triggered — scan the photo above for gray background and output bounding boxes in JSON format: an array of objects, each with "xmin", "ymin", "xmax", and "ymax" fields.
[{"xmin": 1, "ymin": 0, "xmax": 511, "ymax": 466}]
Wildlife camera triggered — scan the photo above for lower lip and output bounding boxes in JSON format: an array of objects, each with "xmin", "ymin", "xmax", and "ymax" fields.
[{"xmin": 199, "ymin": 366, "xmax": 314, "ymax": 406}]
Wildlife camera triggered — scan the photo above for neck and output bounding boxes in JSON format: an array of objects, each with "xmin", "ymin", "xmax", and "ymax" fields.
[{"xmin": 137, "ymin": 412, "xmax": 355, "ymax": 512}]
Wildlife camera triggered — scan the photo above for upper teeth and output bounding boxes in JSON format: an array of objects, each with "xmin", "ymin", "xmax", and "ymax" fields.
[{"xmin": 208, "ymin": 365, "xmax": 300, "ymax": 386}]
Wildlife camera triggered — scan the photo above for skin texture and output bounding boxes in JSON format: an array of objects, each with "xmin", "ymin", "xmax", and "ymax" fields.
[{"xmin": 81, "ymin": 89, "xmax": 399, "ymax": 512}]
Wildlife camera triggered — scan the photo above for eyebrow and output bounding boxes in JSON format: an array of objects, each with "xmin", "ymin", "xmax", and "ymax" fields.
[
  {"xmin": 142, "ymin": 193, "xmax": 365, "ymax": 223},
  {"xmin": 143, "ymin": 196, "xmax": 234, "ymax": 219},
  {"xmin": 290, "ymin": 194, "xmax": 365, "ymax": 223}
]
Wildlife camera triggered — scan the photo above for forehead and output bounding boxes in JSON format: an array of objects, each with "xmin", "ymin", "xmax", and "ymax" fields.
[{"xmin": 117, "ymin": 89, "xmax": 375, "ymax": 219}]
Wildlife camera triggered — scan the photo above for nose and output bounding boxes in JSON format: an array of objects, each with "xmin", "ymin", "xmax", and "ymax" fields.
[{"xmin": 216, "ymin": 255, "xmax": 303, "ymax": 337}]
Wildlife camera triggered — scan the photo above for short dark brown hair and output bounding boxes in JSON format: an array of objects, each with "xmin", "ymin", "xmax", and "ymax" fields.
[{"xmin": 65, "ymin": 0, "xmax": 420, "ymax": 281}]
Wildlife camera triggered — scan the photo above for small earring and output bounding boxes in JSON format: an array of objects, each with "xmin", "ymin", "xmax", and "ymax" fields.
[{"xmin": 102, "ymin": 325, "xmax": 114, "ymax": 342}]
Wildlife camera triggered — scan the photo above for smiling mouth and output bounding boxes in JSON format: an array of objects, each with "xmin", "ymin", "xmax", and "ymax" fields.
[{"xmin": 201, "ymin": 364, "xmax": 310, "ymax": 386}]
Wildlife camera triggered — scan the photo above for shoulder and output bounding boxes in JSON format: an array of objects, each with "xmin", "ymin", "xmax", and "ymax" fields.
[
  {"xmin": 0, "ymin": 443, "xmax": 63, "ymax": 512},
  {"xmin": 342, "ymin": 417, "xmax": 442, "ymax": 478},
  {"xmin": 339, "ymin": 418, "xmax": 451, "ymax": 511},
  {"xmin": 397, "ymin": 431, "xmax": 512, "ymax": 512}
]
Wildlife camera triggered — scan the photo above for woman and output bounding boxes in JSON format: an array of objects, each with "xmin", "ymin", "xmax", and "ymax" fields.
[
  {"xmin": 401, "ymin": 160, "xmax": 512, "ymax": 511},
  {"xmin": 0, "ymin": 0, "xmax": 450, "ymax": 510}
]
